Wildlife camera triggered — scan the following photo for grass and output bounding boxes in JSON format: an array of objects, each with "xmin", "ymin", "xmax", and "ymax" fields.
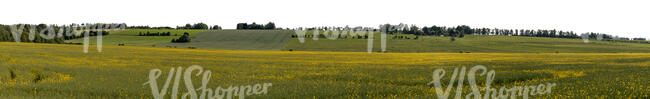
[
  {"xmin": 65, "ymin": 29, "xmax": 206, "ymax": 46},
  {"xmin": 66, "ymin": 29, "xmax": 650, "ymax": 53},
  {"xmin": 0, "ymin": 42, "xmax": 648, "ymax": 98},
  {"xmin": 284, "ymin": 33, "xmax": 650, "ymax": 53},
  {"xmin": 157, "ymin": 30, "xmax": 293, "ymax": 50}
]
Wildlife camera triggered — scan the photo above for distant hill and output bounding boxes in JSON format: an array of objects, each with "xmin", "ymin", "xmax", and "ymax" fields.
[
  {"xmin": 65, "ymin": 29, "xmax": 205, "ymax": 46},
  {"xmin": 158, "ymin": 30, "xmax": 293, "ymax": 50},
  {"xmin": 284, "ymin": 34, "xmax": 650, "ymax": 53},
  {"xmin": 65, "ymin": 29, "xmax": 650, "ymax": 53}
]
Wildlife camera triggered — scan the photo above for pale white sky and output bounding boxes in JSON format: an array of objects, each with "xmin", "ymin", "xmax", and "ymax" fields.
[{"xmin": 1, "ymin": 0, "xmax": 648, "ymax": 38}]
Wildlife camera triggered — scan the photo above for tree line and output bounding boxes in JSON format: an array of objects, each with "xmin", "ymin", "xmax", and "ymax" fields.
[
  {"xmin": 291, "ymin": 24, "xmax": 647, "ymax": 43},
  {"xmin": 63, "ymin": 31, "xmax": 110, "ymax": 40},
  {"xmin": 378, "ymin": 24, "xmax": 584, "ymax": 39},
  {"xmin": 128, "ymin": 26, "xmax": 173, "ymax": 29},
  {"xmin": 176, "ymin": 23, "xmax": 209, "ymax": 29},
  {"xmin": 138, "ymin": 31, "xmax": 172, "ymax": 36},
  {"xmin": 379, "ymin": 24, "xmax": 650, "ymax": 42},
  {"xmin": 290, "ymin": 33, "xmax": 370, "ymax": 39},
  {"xmin": 0, "ymin": 23, "xmax": 118, "ymax": 44},
  {"xmin": 236, "ymin": 22, "xmax": 276, "ymax": 30},
  {"xmin": 127, "ymin": 23, "xmax": 221, "ymax": 30}
]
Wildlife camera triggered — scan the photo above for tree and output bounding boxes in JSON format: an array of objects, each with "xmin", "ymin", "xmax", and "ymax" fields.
[
  {"xmin": 264, "ymin": 22, "xmax": 276, "ymax": 29},
  {"xmin": 211, "ymin": 25, "xmax": 222, "ymax": 30},
  {"xmin": 401, "ymin": 24, "xmax": 409, "ymax": 34},
  {"xmin": 249, "ymin": 22, "xmax": 263, "ymax": 29},
  {"xmin": 236, "ymin": 23, "xmax": 248, "ymax": 29},
  {"xmin": 633, "ymin": 38, "xmax": 647, "ymax": 40},
  {"xmin": 193, "ymin": 23, "xmax": 209, "ymax": 29},
  {"xmin": 409, "ymin": 25, "xmax": 420, "ymax": 35},
  {"xmin": 0, "ymin": 25, "xmax": 12, "ymax": 41},
  {"xmin": 172, "ymin": 32, "xmax": 191, "ymax": 43},
  {"xmin": 422, "ymin": 27, "xmax": 431, "ymax": 35},
  {"xmin": 448, "ymin": 29, "xmax": 457, "ymax": 37},
  {"xmin": 183, "ymin": 24, "xmax": 192, "ymax": 29},
  {"xmin": 236, "ymin": 22, "xmax": 276, "ymax": 30},
  {"xmin": 456, "ymin": 25, "xmax": 472, "ymax": 34}
]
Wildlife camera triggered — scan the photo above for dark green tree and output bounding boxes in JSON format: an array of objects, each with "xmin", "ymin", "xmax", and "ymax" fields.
[
  {"xmin": 236, "ymin": 23, "xmax": 248, "ymax": 29},
  {"xmin": 211, "ymin": 25, "xmax": 222, "ymax": 30},
  {"xmin": 172, "ymin": 32, "xmax": 191, "ymax": 43},
  {"xmin": 264, "ymin": 22, "xmax": 276, "ymax": 29},
  {"xmin": 193, "ymin": 23, "xmax": 209, "ymax": 29}
]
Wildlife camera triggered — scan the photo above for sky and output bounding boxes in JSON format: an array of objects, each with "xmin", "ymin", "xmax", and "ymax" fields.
[{"xmin": 1, "ymin": 0, "xmax": 648, "ymax": 39}]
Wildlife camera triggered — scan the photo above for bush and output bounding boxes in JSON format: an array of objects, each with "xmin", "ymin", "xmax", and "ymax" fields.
[
  {"xmin": 171, "ymin": 32, "xmax": 191, "ymax": 43},
  {"xmin": 63, "ymin": 31, "xmax": 109, "ymax": 40},
  {"xmin": 138, "ymin": 31, "xmax": 171, "ymax": 36}
]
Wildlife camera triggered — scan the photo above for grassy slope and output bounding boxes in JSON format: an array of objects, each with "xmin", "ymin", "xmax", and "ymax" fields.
[
  {"xmin": 0, "ymin": 42, "xmax": 648, "ymax": 98},
  {"xmin": 66, "ymin": 30, "xmax": 649, "ymax": 53},
  {"xmin": 157, "ymin": 30, "xmax": 293, "ymax": 50},
  {"xmin": 65, "ymin": 29, "xmax": 205, "ymax": 46},
  {"xmin": 284, "ymin": 34, "xmax": 650, "ymax": 53}
]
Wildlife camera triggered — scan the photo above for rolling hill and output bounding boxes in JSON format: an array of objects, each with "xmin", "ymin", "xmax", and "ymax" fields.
[
  {"xmin": 65, "ymin": 29, "xmax": 650, "ymax": 53},
  {"xmin": 284, "ymin": 34, "xmax": 650, "ymax": 53},
  {"xmin": 157, "ymin": 30, "xmax": 293, "ymax": 50},
  {"xmin": 0, "ymin": 42, "xmax": 648, "ymax": 98}
]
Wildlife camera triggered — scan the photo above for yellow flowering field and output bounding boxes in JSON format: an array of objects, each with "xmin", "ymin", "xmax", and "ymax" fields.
[{"xmin": 0, "ymin": 42, "xmax": 648, "ymax": 98}]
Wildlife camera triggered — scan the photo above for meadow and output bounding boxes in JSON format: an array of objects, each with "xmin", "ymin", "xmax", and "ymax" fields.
[
  {"xmin": 0, "ymin": 42, "xmax": 648, "ymax": 98},
  {"xmin": 284, "ymin": 32, "xmax": 650, "ymax": 53},
  {"xmin": 65, "ymin": 29, "xmax": 205, "ymax": 47},
  {"xmin": 157, "ymin": 30, "xmax": 293, "ymax": 50},
  {"xmin": 65, "ymin": 29, "xmax": 650, "ymax": 53}
]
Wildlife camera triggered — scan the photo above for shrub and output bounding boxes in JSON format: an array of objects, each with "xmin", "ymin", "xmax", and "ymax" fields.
[{"xmin": 172, "ymin": 32, "xmax": 191, "ymax": 43}]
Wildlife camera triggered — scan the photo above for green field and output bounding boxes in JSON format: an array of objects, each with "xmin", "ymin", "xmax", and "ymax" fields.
[
  {"xmin": 157, "ymin": 30, "xmax": 293, "ymax": 50},
  {"xmin": 0, "ymin": 42, "xmax": 648, "ymax": 98},
  {"xmin": 20, "ymin": 29, "xmax": 647, "ymax": 98},
  {"xmin": 284, "ymin": 33, "xmax": 650, "ymax": 53},
  {"xmin": 65, "ymin": 29, "xmax": 650, "ymax": 53},
  {"xmin": 66, "ymin": 29, "xmax": 205, "ymax": 46}
]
